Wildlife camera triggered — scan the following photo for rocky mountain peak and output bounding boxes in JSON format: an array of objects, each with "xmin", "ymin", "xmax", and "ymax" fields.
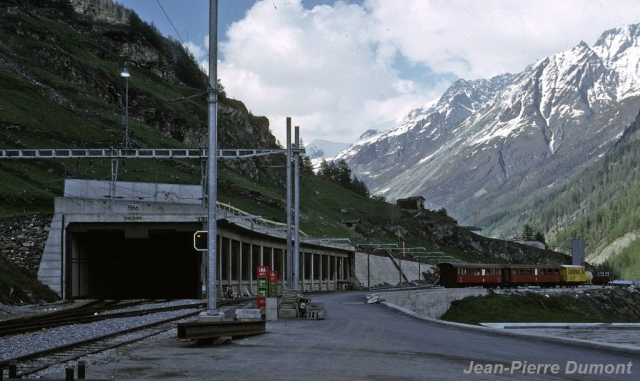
[{"xmin": 592, "ymin": 23, "xmax": 640, "ymax": 98}]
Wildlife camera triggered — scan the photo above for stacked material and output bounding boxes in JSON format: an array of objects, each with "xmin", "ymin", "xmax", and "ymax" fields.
[
  {"xmin": 278, "ymin": 290, "xmax": 299, "ymax": 318},
  {"xmin": 306, "ymin": 301, "xmax": 325, "ymax": 320},
  {"xmin": 277, "ymin": 290, "xmax": 326, "ymax": 319}
]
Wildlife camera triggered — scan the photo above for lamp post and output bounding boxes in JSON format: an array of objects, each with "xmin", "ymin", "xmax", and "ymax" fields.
[{"xmin": 120, "ymin": 62, "xmax": 131, "ymax": 149}]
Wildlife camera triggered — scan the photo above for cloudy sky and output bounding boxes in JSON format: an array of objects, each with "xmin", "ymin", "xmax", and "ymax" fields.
[{"xmin": 116, "ymin": 0, "xmax": 640, "ymax": 145}]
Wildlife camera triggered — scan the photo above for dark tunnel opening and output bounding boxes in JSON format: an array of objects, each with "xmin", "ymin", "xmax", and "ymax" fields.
[{"xmin": 72, "ymin": 229, "xmax": 200, "ymax": 299}]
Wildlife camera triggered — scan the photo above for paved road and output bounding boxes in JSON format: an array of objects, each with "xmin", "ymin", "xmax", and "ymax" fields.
[{"xmin": 50, "ymin": 291, "xmax": 637, "ymax": 380}]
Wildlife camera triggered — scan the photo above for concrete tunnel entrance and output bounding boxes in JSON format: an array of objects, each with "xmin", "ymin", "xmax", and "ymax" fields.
[{"xmin": 66, "ymin": 223, "xmax": 201, "ymax": 299}]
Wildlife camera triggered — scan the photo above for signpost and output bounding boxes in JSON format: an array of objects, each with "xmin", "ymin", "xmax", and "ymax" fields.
[{"xmin": 194, "ymin": 231, "xmax": 207, "ymax": 251}]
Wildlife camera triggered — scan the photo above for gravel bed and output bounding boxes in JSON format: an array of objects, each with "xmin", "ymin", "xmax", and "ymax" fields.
[
  {"xmin": 0, "ymin": 299, "xmax": 204, "ymax": 322},
  {"xmin": 0, "ymin": 307, "xmax": 202, "ymax": 361},
  {"xmin": 30, "ymin": 327, "xmax": 184, "ymax": 379}
]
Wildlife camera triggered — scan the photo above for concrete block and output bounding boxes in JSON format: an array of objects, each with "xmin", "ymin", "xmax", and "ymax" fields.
[
  {"xmin": 265, "ymin": 298, "xmax": 278, "ymax": 321},
  {"xmin": 306, "ymin": 301, "xmax": 325, "ymax": 310},
  {"xmin": 199, "ymin": 315, "xmax": 224, "ymax": 322},
  {"xmin": 235, "ymin": 309, "xmax": 262, "ymax": 320},
  {"xmin": 307, "ymin": 309, "xmax": 325, "ymax": 320},
  {"xmin": 199, "ymin": 311, "xmax": 225, "ymax": 322},
  {"xmin": 278, "ymin": 308, "xmax": 298, "ymax": 318}
]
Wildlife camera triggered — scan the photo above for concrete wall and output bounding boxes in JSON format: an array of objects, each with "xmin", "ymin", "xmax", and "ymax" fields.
[
  {"xmin": 64, "ymin": 180, "xmax": 203, "ymax": 204},
  {"xmin": 374, "ymin": 288, "xmax": 487, "ymax": 318},
  {"xmin": 354, "ymin": 252, "xmax": 432, "ymax": 288}
]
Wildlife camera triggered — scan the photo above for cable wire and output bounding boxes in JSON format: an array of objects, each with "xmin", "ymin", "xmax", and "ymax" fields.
[{"xmin": 155, "ymin": 0, "xmax": 186, "ymax": 46}]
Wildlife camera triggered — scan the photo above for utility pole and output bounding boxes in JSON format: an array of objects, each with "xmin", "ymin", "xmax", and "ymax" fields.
[
  {"xmin": 206, "ymin": 0, "xmax": 218, "ymax": 315},
  {"xmin": 294, "ymin": 126, "xmax": 300, "ymax": 290},
  {"xmin": 120, "ymin": 62, "xmax": 131, "ymax": 149},
  {"xmin": 286, "ymin": 118, "xmax": 292, "ymax": 289}
]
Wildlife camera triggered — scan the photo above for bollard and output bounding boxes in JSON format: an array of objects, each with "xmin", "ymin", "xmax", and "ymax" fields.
[
  {"xmin": 8, "ymin": 361, "xmax": 16, "ymax": 379},
  {"xmin": 65, "ymin": 366, "xmax": 74, "ymax": 381},
  {"xmin": 77, "ymin": 360, "xmax": 86, "ymax": 379}
]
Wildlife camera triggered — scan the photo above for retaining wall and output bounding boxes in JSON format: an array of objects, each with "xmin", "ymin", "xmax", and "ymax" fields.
[
  {"xmin": 354, "ymin": 252, "xmax": 431, "ymax": 288},
  {"xmin": 373, "ymin": 288, "xmax": 487, "ymax": 318}
]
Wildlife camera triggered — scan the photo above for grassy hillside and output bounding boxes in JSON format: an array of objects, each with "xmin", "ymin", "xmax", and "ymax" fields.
[{"xmin": 442, "ymin": 288, "xmax": 640, "ymax": 325}]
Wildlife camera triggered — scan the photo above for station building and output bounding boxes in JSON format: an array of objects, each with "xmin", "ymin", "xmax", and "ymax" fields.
[{"xmin": 38, "ymin": 180, "xmax": 355, "ymax": 299}]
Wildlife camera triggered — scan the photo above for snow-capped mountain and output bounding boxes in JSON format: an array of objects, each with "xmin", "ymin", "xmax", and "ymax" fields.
[
  {"xmin": 338, "ymin": 23, "xmax": 640, "ymax": 230},
  {"xmin": 305, "ymin": 139, "xmax": 350, "ymax": 159}
]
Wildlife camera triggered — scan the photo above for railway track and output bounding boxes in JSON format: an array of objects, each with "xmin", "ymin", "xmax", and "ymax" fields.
[
  {"xmin": 0, "ymin": 299, "xmax": 204, "ymax": 337},
  {"xmin": 0, "ymin": 298, "xmax": 252, "ymax": 378}
]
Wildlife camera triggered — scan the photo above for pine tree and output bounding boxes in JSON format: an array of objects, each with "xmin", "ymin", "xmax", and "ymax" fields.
[
  {"xmin": 336, "ymin": 159, "xmax": 351, "ymax": 188},
  {"xmin": 522, "ymin": 224, "xmax": 535, "ymax": 241}
]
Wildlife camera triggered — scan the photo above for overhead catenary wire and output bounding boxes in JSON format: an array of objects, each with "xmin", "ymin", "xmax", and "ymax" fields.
[{"xmin": 155, "ymin": 0, "xmax": 186, "ymax": 46}]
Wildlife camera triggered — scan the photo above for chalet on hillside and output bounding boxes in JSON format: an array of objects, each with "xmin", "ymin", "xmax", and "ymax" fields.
[
  {"xmin": 341, "ymin": 219, "xmax": 361, "ymax": 230},
  {"xmin": 396, "ymin": 196, "xmax": 425, "ymax": 210}
]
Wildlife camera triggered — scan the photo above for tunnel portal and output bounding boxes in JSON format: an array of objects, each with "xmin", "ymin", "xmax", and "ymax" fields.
[{"xmin": 68, "ymin": 224, "xmax": 201, "ymax": 299}]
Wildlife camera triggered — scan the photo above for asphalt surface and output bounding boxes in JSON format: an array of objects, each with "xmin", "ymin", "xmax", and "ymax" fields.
[{"xmin": 46, "ymin": 291, "xmax": 638, "ymax": 381}]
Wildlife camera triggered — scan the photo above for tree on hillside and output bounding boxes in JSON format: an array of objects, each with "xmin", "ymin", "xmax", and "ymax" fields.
[
  {"xmin": 318, "ymin": 158, "xmax": 369, "ymax": 196},
  {"xmin": 301, "ymin": 154, "xmax": 314, "ymax": 173},
  {"xmin": 351, "ymin": 176, "xmax": 369, "ymax": 197},
  {"xmin": 522, "ymin": 224, "xmax": 535, "ymax": 241},
  {"xmin": 534, "ymin": 231, "xmax": 546, "ymax": 245},
  {"xmin": 335, "ymin": 159, "xmax": 352, "ymax": 188},
  {"xmin": 318, "ymin": 159, "xmax": 332, "ymax": 180}
]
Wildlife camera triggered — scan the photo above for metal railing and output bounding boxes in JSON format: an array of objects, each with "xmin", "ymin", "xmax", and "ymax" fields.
[{"xmin": 0, "ymin": 148, "xmax": 304, "ymax": 159}]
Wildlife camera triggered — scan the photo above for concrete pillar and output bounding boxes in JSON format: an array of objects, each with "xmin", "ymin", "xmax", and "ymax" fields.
[
  {"xmin": 238, "ymin": 240, "xmax": 243, "ymax": 296},
  {"xmin": 280, "ymin": 248, "xmax": 286, "ymax": 289},
  {"xmin": 217, "ymin": 234, "xmax": 222, "ymax": 295},
  {"xmin": 310, "ymin": 253, "xmax": 315, "ymax": 291},
  {"xmin": 319, "ymin": 254, "xmax": 323, "ymax": 291},
  {"xmin": 332, "ymin": 256, "xmax": 337, "ymax": 283},
  {"xmin": 227, "ymin": 237, "xmax": 232, "ymax": 286},
  {"xmin": 270, "ymin": 248, "xmax": 274, "ymax": 274},
  {"xmin": 248, "ymin": 243, "xmax": 253, "ymax": 295},
  {"xmin": 300, "ymin": 249, "xmax": 305, "ymax": 291},
  {"xmin": 260, "ymin": 244, "xmax": 264, "ymax": 265}
]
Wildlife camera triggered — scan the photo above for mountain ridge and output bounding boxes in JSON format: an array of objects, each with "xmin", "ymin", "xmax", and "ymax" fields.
[{"xmin": 338, "ymin": 23, "xmax": 640, "ymax": 272}]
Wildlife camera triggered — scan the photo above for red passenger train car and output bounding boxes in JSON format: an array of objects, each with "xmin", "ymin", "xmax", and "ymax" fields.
[
  {"xmin": 506, "ymin": 265, "xmax": 561, "ymax": 287},
  {"xmin": 437, "ymin": 263, "xmax": 503, "ymax": 287}
]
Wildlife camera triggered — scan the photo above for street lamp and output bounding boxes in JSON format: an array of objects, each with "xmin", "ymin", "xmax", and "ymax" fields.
[{"xmin": 120, "ymin": 62, "xmax": 131, "ymax": 149}]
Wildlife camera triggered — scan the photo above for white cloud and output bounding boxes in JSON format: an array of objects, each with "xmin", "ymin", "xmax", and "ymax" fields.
[{"xmin": 210, "ymin": 0, "xmax": 640, "ymax": 145}]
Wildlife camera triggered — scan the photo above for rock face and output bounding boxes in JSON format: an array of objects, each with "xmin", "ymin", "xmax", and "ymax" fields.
[{"xmin": 0, "ymin": 215, "xmax": 52, "ymax": 278}]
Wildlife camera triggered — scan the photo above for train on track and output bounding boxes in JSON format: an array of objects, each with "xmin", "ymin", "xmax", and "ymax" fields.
[{"xmin": 436, "ymin": 262, "xmax": 593, "ymax": 288}]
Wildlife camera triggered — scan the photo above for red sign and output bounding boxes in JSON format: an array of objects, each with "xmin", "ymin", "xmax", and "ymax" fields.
[
  {"xmin": 268, "ymin": 270, "xmax": 278, "ymax": 282},
  {"xmin": 256, "ymin": 297, "xmax": 266, "ymax": 310},
  {"xmin": 256, "ymin": 265, "xmax": 269, "ymax": 277}
]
